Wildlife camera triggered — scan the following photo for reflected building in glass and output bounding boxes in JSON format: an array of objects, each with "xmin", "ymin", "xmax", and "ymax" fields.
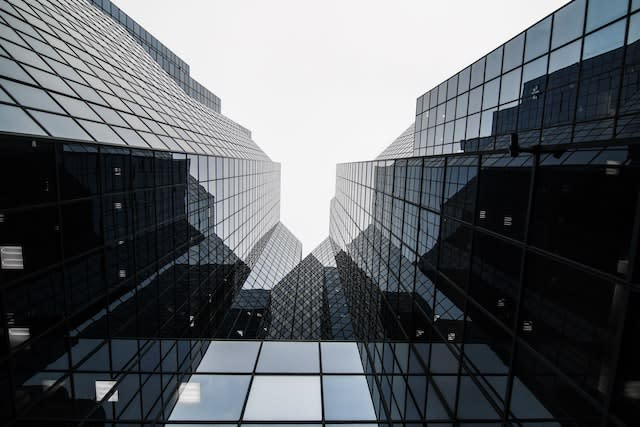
[{"xmin": 1, "ymin": 0, "xmax": 640, "ymax": 425}]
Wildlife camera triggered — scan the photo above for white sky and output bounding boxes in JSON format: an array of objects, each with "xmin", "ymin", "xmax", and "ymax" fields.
[{"xmin": 113, "ymin": 0, "xmax": 569, "ymax": 256}]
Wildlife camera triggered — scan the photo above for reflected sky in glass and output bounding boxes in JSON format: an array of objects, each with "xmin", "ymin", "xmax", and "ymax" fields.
[
  {"xmin": 196, "ymin": 341, "xmax": 260, "ymax": 372},
  {"xmin": 323, "ymin": 376, "xmax": 377, "ymax": 420},
  {"xmin": 244, "ymin": 376, "xmax": 322, "ymax": 421},
  {"xmin": 169, "ymin": 375, "xmax": 250, "ymax": 421},
  {"xmin": 321, "ymin": 342, "xmax": 364, "ymax": 373},
  {"xmin": 256, "ymin": 341, "xmax": 319, "ymax": 373}
]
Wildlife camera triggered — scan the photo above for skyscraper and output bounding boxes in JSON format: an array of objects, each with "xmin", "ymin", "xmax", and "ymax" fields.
[{"xmin": 0, "ymin": 0, "xmax": 639, "ymax": 425}]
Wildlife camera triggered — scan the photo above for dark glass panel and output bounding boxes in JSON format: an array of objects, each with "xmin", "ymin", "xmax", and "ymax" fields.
[
  {"xmin": 0, "ymin": 139, "xmax": 57, "ymax": 209},
  {"xmin": 530, "ymin": 150, "xmax": 638, "ymax": 276},
  {"xmin": 469, "ymin": 232, "xmax": 522, "ymax": 331},
  {"xmin": 521, "ymin": 252, "xmax": 618, "ymax": 398}
]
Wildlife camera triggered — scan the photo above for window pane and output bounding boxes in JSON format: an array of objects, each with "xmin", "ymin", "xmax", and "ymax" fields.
[
  {"xmin": 168, "ymin": 375, "xmax": 250, "ymax": 421},
  {"xmin": 29, "ymin": 110, "xmax": 90, "ymax": 140},
  {"xmin": 629, "ymin": 11, "xmax": 640, "ymax": 44},
  {"xmin": 244, "ymin": 376, "xmax": 322, "ymax": 421},
  {"xmin": 583, "ymin": 20, "xmax": 626, "ymax": 60},
  {"xmin": 503, "ymin": 33, "xmax": 525, "ymax": 71},
  {"xmin": 0, "ymin": 104, "xmax": 46, "ymax": 135},
  {"xmin": 549, "ymin": 39, "xmax": 581, "ymax": 73},
  {"xmin": 521, "ymin": 55, "xmax": 548, "ymax": 97},
  {"xmin": 500, "ymin": 67, "xmax": 521, "ymax": 104},
  {"xmin": 470, "ymin": 58, "xmax": 485, "ymax": 88},
  {"xmin": 586, "ymin": 0, "xmax": 627, "ymax": 32},
  {"xmin": 524, "ymin": 16, "xmax": 551, "ymax": 62},
  {"xmin": 1, "ymin": 79, "xmax": 64, "ymax": 113},
  {"xmin": 482, "ymin": 77, "xmax": 500, "ymax": 110},
  {"xmin": 321, "ymin": 342, "xmax": 364, "ymax": 373},
  {"xmin": 456, "ymin": 92, "xmax": 469, "ymax": 118},
  {"xmin": 256, "ymin": 342, "xmax": 319, "ymax": 373},
  {"xmin": 468, "ymin": 86, "xmax": 483, "ymax": 114},
  {"xmin": 485, "ymin": 46, "xmax": 503, "ymax": 80},
  {"xmin": 323, "ymin": 376, "xmax": 376, "ymax": 421},
  {"xmin": 552, "ymin": 0, "xmax": 586, "ymax": 49},
  {"xmin": 458, "ymin": 66, "xmax": 471, "ymax": 94},
  {"xmin": 196, "ymin": 341, "xmax": 260, "ymax": 372}
]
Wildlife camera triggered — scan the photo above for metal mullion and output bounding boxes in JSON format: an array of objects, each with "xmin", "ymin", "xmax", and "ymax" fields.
[
  {"xmin": 421, "ymin": 157, "xmax": 457, "ymax": 422},
  {"xmin": 238, "ymin": 341, "xmax": 263, "ymax": 423},
  {"xmin": 501, "ymin": 147, "xmax": 538, "ymax": 424},
  {"xmin": 450, "ymin": 153, "xmax": 482, "ymax": 421}
]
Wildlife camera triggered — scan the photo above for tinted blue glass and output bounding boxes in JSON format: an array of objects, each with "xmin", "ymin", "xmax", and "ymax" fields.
[
  {"xmin": 549, "ymin": 39, "xmax": 581, "ymax": 73},
  {"xmin": 500, "ymin": 67, "xmax": 521, "ymax": 104},
  {"xmin": 482, "ymin": 78, "xmax": 500, "ymax": 109},
  {"xmin": 256, "ymin": 342, "xmax": 319, "ymax": 373},
  {"xmin": 586, "ymin": 0, "xmax": 627, "ymax": 32},
  {"xmin": 197, "ymin": 341, "xmax": 259, "ymax": 372},
  {"xmin": 503, "ymin": 33, "xmax": 525, "ymax": 71},
  {"xmin": 470, "ymin": 58, "xmax": 485, "ymax": 88},
  {"xmin": 323, "ymin": 376, "xmax": 377, "ymax": 420},
  {"xmin": 583, "ymin": 20, "xmax": 626, "ymax": 59},
  {"xmin": 458, "ymin": 67, "xmax": 471, "ymax": 94},
  {"xmin": 168, "ymin": 375, "xmax": 250, "ymax": 421},
  {"xmin": 521, "ymin": 56, "xmax": 548, "ymax": 97},
  {"xmin": 485, "ymin": 47, "xmax": 503, "ymax": 80},
  {"xmin": 321, "ymin": 342, "xmax": 364, "ymax": 373},
  {"xmin": 552, "ymin": 0, "xmax": 586, "ymax": 49},
  {"xmin": 630, "ymin": 11, "xmax": 640, "ymax": 43},
  {"xmin": 524, "ymin": 16, "xmax": 551, "ymax": 61},
  {"xmin": 468, "ymin": 86, "xmax": 483, "ymax": 114}
]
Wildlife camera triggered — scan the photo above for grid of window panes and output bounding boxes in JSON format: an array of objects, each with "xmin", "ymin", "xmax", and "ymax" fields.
[
  {"xmin": 413, "ymin": 0, "xmax": 640, "ymax": 156},
  {"xmin": 2, "ymin": 338, "xmax": 378, "ymax": 424},
  {"xmin": 88, "ymin": 0, "xmax": 222, "ymax": 113},
  {"xmin": 376, "ymin": 122, "xmax": 416, "ymax": 160},
  {"xmin": 330, "ymin": 145, "xmax": 640, "ymax": 425},
  {"xmin": 266, "ymin": 238, "xmax": 357, "ymax": 341},
  {"xmin": 216, "ymin": 223, "xmax": 304, "ymax": 339},
  {"xmin": 0, "ymin": 135, "xmax": 289, "ymax": 424},
  {"xmin": 0, "ymin": 0, "xmax": 262, "ymax": 158}
]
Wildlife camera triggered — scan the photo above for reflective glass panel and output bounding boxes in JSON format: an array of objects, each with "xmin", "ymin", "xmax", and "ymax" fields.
[
  {"xmin": 552, "ymin": 0, "xmax": 586, "ymax": 49},
  {"xmin": 0, "ymin": 104, "xmax": 46, "ymax": 135},
  {"xmin": 524, "ymin": 16, "xmax": 551, "ymax": 62},
  {"xmin": 256, "ymin": 342, "xmax": 319, "ymax": 373},
  {"xmin": 503, "ymin": 33, "xmax": 525, "ymax": 71},
  {"xmin": 586, "ymin": 0, "xmax": 627, "ymax": 32},
  {"xmin": 500, "ymin": 67, "xmax": 521, "ymax": 104},
  {"xmin": 583, "ymin": 20, "xmax": 626, "ymax": 60},
  {"xmin": 244, "ymin": 376, "xmax": 322, "ymax": 421},
  {"xmin": 196, "ymin": 341, "xmax": 260, "ymax": 372},
  {"xmin": 168, "ymin": 375, "xmax": 250, "ymax": 421},
  {"xmin": 549, "ymin": 39, "xmax": 581, "ymax": 73},
  {"xmin": 323, "ymin": 376, "xmax": 377, "ymax": 420},
  {"xmin": 321, "ymin": 342, "xmax": 364, "ymax": 373}
]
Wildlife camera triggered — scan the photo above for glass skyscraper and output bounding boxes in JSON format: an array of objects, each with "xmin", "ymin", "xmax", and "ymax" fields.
[{"xmin": 0, "ymin": 0, "xmax": 639, "ymax": 425}]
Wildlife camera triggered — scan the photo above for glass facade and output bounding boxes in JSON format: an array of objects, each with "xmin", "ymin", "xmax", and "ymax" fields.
[{"xmin": 1, "ymin": 0, "xmax": 639, "ymax": 425}]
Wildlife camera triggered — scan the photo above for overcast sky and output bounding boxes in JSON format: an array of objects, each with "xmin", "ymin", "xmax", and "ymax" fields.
[{"xmin": 113, "ymin": 0, "xmax": 569, "ymax": 256}]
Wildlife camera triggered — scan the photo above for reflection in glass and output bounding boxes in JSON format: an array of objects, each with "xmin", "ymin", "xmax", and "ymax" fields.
[
  {"xmin": 244, "ymin": 376, "xmax": 322, "ymax": 421},
  {"xmin": 551, "ymin": 0, "xmax": 586, "ymax": 49},
  {"xmin": 169, "ymin": 375, "xmax": 250, "ymax": 421},
  {"xmin": 583, "ymin": 20, "xmax": 626, "ymax": 60},
  {"xmin": 196, "ymin": 341, "xmax": 260, "ymax": 372},
  {"xmin": 549, "ymin": 39, "xmax": 581, "ymax": 73},
  {"xmin": 524, "ymin": 17, "xmax": 551, "ymax": 62},
  {"xmin": 321, "ymin": 342, "xmax": 364, "ymax": 373},
  {"xmin": 586, "ymin": 0, "xmax": 627, "ymax": 32},
  {"xmin": 323, "ymin": 376, "xmax": 376, "ymax": 420},
  {"xmin": 256, "ymin": 341, "xmax": 319, "ymax": 373}
]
